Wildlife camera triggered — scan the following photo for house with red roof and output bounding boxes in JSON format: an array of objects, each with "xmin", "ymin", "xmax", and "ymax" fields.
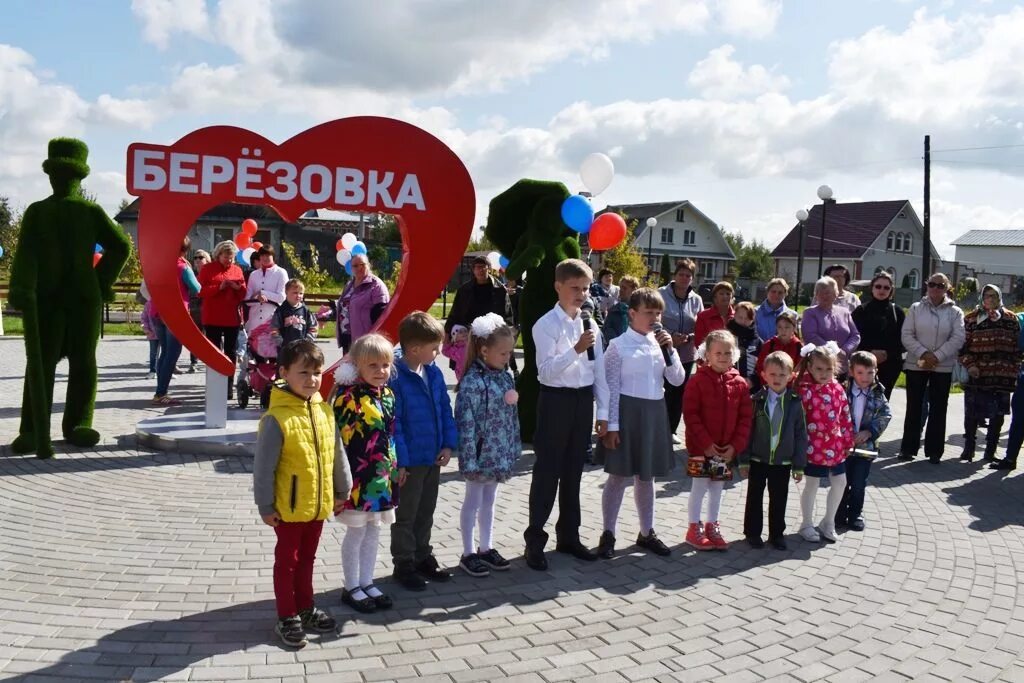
[{"xmin": 771, "ymin": 199, "xmax": 943, "ymax": 290}]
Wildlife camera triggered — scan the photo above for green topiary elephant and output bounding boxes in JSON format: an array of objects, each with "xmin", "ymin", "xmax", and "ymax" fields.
[
  {"xmin": 8, "ymin": 138, "xmax": 131, "ymax": 459},
  {"xmin": 484, "ymin": 179, "xmax": 580, "ymax": 442}
]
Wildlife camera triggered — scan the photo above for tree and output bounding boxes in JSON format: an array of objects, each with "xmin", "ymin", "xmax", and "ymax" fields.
[
  {"xmin": 659, "ymin": 253, "xmax": 672, "ymax": 286},
  {"xmin": 466, "ymin": 229, "xmax": 496, "ymax": 253},
  {"xmin": 374, "ymin": 214, "xmax": 401, "ymax": 243},
  {"xmin": 0, "ymin": 196, "xmax": 19, "ymax": 277},
  {"xmin": 280, "ymin": 242, "xmax": 335, "ymax": 292},
  {"xmin": 724, "ymin": 229, "xmax": 774, "ymax": 281},
  {"xmin": 599, "ymin": 213, "xmax": 648, "ymax": 282}
]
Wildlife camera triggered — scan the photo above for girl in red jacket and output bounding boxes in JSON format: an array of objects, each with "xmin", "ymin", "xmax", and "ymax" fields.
[
  {"xmin": 795, "ymin": 342, "xmax": 855, "ymax": 543},
  {"xmin": 754, "ymin": 310, "xmax": 803, "ymax": 379},
  {"xmin": 683, "ymin": 330, "xmax": 753, "ymax": 550}
]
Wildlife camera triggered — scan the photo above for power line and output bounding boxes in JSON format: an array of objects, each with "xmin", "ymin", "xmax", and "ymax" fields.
[
  {"xmin": 932, "ymin": 159, "xmax": 1024, "ymax": 169},
  {"xmin": 930, "ymin": 143, "xmax": 1024, "ymax": 153}
]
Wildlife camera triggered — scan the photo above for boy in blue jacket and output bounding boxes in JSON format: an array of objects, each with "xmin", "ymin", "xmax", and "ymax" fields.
[{"xmin": 390, "ymin": 311, "xmax": 459, "ymax": 590}]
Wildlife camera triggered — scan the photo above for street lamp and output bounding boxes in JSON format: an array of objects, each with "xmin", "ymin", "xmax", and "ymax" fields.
[
  {"xmin": 816, "ymin": 184, "xmax": 833, "ymax": 277},
  {"xmin": 646, "ymin": 217, "xmax": 657, "ymax": 275},
  {"xmin": 795, "ymin": 208, "xmax": 809, "ymax": 306}
]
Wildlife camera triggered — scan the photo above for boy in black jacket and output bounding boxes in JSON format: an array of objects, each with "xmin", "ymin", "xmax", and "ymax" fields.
[
  {"xmin": 271, "ymin": 279, "xmax": 318, "ymax": 356},
  {"xmin": 739, "ymin": 351, "xmax": 807, "ymax": 550}
]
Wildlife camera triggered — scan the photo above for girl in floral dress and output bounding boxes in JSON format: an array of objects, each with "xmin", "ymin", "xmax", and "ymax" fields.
[
  {"xmin": 796, "ymin": 342, "xmax": 855, "ymax": 544},
  {"xmin": 333, "ymin": 334, "xmax": 399, "ymax": 613},
  {"xmin": 453, "ymin": 313, "xmax": 521, "ymax": 577}
]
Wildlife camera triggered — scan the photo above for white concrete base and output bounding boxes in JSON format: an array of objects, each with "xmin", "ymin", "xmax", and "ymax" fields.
[
  {"xmin": 136, "ymin": 409, "xmax": 259, "ymax": 457},
  {"xmin": 205, "ymin": 367, "xmax": 228, "ymax": 428}
]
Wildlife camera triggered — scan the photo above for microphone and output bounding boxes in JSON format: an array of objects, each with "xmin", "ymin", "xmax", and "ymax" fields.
[
  {"xmin": 652, "ymin": 322, "xmax": 674, "ymax": 366},
  {"xmin": 580, "ymin": 303, "xmax": 595, "ymax": 361}
]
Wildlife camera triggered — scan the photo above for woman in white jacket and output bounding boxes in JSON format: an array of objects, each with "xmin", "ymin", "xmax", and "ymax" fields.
[{"xmin": 898, "ymin": 273, "xmax": 966, "ymax": 464}]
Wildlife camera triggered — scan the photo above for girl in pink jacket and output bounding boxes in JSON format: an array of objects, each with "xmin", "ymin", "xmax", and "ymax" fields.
[{"xmin": 796, "ymin": 342, "xmax": 855, "ymax": 544}]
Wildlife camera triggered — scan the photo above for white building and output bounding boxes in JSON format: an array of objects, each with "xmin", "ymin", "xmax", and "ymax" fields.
[
  {"xmin": 593, "ymin": 200, "xmax": 735, "ymax": 281},
  {"xmin": 951, "ymin": 230, "xmax": 1024, "ymax": 291},
  {"xmin": 772, "ymin": 199, "xmax": 942, "ymax": 290}
]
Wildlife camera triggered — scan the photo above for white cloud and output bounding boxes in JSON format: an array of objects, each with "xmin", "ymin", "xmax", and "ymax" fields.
[
  {"xmin": 714, "ymin": 0, "xmax": 782, "ymax": 39},
  {"xmin": 688, "ymin": 45, "xmax": 790, "ymax": 99},
  {"xmin": 131, "ymin": 0, "xmax": 211, "ymax": 49}
]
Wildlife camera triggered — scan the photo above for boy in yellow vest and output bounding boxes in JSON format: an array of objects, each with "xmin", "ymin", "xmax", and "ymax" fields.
[{"xmin": 254, "ymin": 339, "xmax": 353, "ymax": 648}]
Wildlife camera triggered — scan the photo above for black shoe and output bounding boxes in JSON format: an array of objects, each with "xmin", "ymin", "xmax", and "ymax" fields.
[
  {"xmin": 299, "ymin": 605, "xmax": 337, "ymax": 633},
  {"xmin": 597, "ymin": 530, "xmax": 615, "ymax": 559},
  {"xmin": 361, "ymin": 586, "xmax": 392, "ymax": 609},
  {"xmin": 275, "ymin": 615, "xmax": 307, "ymax": 648},
  {"xmin": 459, "ymin": 553, "xmax": 490, "ymax": 577},
  {"xmin": 959, "ymin": 449, "xmax": 974, "ymax": 462},
  {"xmin": 555, "ymin": 540, "xmax": 598, "ymax": 562},
  {"xmin": 745, "ymin": 535, "xmax": 765, "ymax": 549},
  {"xmin": 478, "ymin": 548, "xmax": 511, "ymax": 571},
  {"xmin": 982, "ymin": 449, "xmax": 998, "ymax": 463},
  {"xmin": 769, "ymin": 537, "xmax": 787, "ymax": 551},
  {"xmin": 636, "ymin": 530, "xmax": 671, "ymax": 556},
  {"xmin": 897, "ymin": 453, "xmax": 914, "ymax": 462},
  {"xmin": 991, "ymin": 459, "xmax": 1017, "ymax": 471},
  {"xmin": 928, "ymin": 455, "xmax": 942, "ymax": 464},
  {"xmin": 849, "ymin": 519, "xmax": 865, "ymax": 532},
  {"xmin": 524, "ymin": 546, "xmax": 548, "ymax": 571},
  {"xmin": 415, "ymin": 556, "xmax": 453, "ymax": 582},
  {"xmin": 341, "ymin": 588, "xmax": 377, "ymax": 613},
  {"xmin": 392, "ymin": 565, "xmax": 427, "ymax": 591}
]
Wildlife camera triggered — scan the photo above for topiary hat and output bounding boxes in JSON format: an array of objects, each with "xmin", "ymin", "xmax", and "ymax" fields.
[{"xmin": 42, "ymin": 137, "xmax": 90, "ymax": 179}]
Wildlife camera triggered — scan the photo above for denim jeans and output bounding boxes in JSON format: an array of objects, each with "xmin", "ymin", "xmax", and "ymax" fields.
[
  {"xmin": 1005, "ymin": 372, "xmax": 1024, "ymax": 463},
  {"xmin": 148, "ymin": 339, "xmax": 160, "ymax": 373},
  {"xmin": 836, "ymin": 456, "xmax": 872, "ymax": 525},
  {"xmin": 155, "ymin": 320, "xmax": 183, "ymax": 397}
]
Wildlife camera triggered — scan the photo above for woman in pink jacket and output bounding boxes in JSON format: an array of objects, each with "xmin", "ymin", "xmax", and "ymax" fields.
[{"xmin": 323, "ymin": 254, "xmax": 390, "ymax": 353}]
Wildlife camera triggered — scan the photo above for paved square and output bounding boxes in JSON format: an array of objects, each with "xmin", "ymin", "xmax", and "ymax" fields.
[{"xmin": 0, "ymin": 335, "xmax": 1022, "ymax": 682}]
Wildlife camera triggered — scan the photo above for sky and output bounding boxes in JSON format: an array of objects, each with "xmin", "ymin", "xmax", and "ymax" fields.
[{"xmin": 3, "ymin": 0, "xmax": 1024, "ymax": 259}]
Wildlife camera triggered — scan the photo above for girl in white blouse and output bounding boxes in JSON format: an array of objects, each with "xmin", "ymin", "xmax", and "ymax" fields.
[{"xmin": 595, "ymin": 288, "xmax": 685, "ymax": 559}]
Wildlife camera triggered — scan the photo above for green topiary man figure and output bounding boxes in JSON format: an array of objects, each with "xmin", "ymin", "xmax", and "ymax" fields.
[
  {"xmin": 9, "ymin": 138, "xmax": 131, "ymax": 459},
  {"xmin": 485, "ymin": 179, "xmax": 580, "ymax": 441}
]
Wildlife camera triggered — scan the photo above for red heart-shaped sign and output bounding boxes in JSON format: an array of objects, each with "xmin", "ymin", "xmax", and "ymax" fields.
[{"xmin": 128, "ymin": 117, "xmax": 475, "ymax": 388}]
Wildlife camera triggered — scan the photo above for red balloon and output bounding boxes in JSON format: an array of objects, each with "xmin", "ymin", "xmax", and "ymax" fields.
[
  {"xmin": 93, "ymin": 252, "xmax": 102, "ymax": 267},
  {"xmin": 336, "ymin": 239, "xmax": 344, "ymax": 251},
  {"xmin": 252, "ymin": 241, "xmax": 263, "ymax": 251},
  {"xmin": 588, "ymin": 213, "xmax": 627, "ymax": 251},
  {"xmin": 235, "ymin": 232, "xmax": 251, "ymax": 249},
  {"xmin": 242, "ymin": 218, "xmax": 258, "ymax": 236}
]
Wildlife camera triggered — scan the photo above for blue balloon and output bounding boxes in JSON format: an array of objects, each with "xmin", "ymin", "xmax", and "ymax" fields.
[
  {"xmin": 0, "ymin": 245, "xmax": 4, "ymax": 259},
  {"xmin": 499, "ymin": 255, "xmax": 510, "ymax": 269},
  {"xmin": 351, "ymin": 242, "xmax": 367, "ymax": 256},
  {"xmin": 345, "ymin": 260, "xmax": 354, "ymax": 276},
  {"xmin": 561, "ymin": 195, "xmax": 594, "ymax": 233},
  {"xmin": 237, "ymin": 250, "xmax": 247, "ymax": 266}
]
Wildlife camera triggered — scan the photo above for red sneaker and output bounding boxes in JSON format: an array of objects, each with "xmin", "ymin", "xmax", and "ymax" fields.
[
  {"xmin": 704, "ymin": 521, "xmax": 729, "ymax": 550},
  {"xmin": 685, "ymin": 522, "xmax": 715, "ymax": 551}
]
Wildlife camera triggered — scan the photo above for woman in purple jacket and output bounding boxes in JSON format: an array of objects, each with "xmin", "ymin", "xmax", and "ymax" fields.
[
  {"xmin": 324, "ymin": 254, "xmax": 390, "ymax": 352},
  {"xmin": 801, "ymin": 276, "xmax": 861, "ymax": 378}
]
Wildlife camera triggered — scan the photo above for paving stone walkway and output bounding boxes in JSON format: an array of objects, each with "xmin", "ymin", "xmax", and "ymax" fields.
[{"xmin": 1, "ymin": 335, "xmax": 1023, "ymax": 682}]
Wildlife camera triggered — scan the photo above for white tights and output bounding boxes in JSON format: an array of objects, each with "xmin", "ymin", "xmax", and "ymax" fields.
[
  {"xmin": 688, "ymin": 478, "xmax": 724, "ymax": 524},
  {"xmin": 341, "ymin": 522, "xmax": 381, "ymax": 591},
  {"xmin": 602, "ymin": 475, "xmax": 656, "ymax": 536},
  {"xmin": 461, "ymin": 480, "xmax": 499, "ymax": 556},
  {"xmin": 800, "ymin": 473, "xmax": 848, "ymax": 532}
]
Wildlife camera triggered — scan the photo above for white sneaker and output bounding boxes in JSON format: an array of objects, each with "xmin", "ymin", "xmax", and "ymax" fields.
[
  {"xmin": 818, "ymin": 522, "xmax": 837, "ymax": 543},
  {"xmin": 146, "ymin": 372, "xmax": 156, "ymax": 379},
  {"xmin": 799, "ymin": 524, "xmax": 820, "ymax": 542}
]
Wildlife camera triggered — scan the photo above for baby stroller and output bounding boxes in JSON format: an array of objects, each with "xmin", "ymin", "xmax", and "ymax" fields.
[{"xmin": 236, "ymin": 300, "xmax": 279, "ymax": 410}]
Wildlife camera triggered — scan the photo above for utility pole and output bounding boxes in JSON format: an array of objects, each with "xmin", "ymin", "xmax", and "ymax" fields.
[{"xmin": 922, "ymin": 134, "xmax": 931, "ymax": 294}]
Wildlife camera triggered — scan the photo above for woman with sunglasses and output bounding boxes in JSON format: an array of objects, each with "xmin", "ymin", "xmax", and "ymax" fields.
[
  {"xmin": 852, "ymin": 272, "xmax": 905, "ymax": 399},
  {"xmin": 324, "ymin": 254, "xmax": 390, "ymax": 353},
  {"xmin": 898, "ymin": 273, "xmax": 966, "ymax": 464}
]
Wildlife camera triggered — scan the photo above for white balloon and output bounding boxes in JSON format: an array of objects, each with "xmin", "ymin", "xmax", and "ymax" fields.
[
  {"xmin": 336, "ymin": 249, "xmax": 352, "ymax": 266},
  {"xmin": 341, "ymin": 232, "xmax": 358, "ymax": 250},
  {"xmin": 579, "ymin": 153, "xmax": 615, "ymax": 195},
  {"xmin": 486, "ymin": 251, "xmax": 501, "ymax": 269},
  {"xmin": 242, "ymin": 247, "xmax": 256, "ymax": 262}
]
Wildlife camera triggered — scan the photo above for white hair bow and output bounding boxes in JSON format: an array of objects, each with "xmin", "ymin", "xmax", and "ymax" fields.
[
  {"xmin": 335, "ymin": 360, "xmax": 359, "ymax": 386},
  {"xmin": 471, "ymin": 312, "xmax": 506, "ymax": 338},
  {"xmin": 800, "ymin": 341, "xmax": 840, "ymax": 358}
]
